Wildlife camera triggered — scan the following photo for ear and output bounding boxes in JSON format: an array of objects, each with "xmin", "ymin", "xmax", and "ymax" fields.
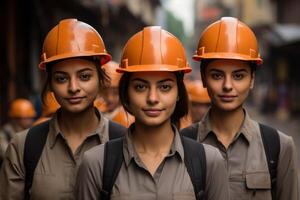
[{"xmin": 250, "ymin": 72, "xmax": 255, "ymax": 89}]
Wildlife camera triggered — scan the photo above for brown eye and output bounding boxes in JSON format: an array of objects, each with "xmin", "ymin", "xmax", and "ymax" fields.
[
  {"xmin": 79, "ymin": 73, "xmax": 92, "ymax": 81},
  {"xmin": 159, "ymin": 84, "xmax": 172, "ymax": 92},
  {"xmin": 54, "ymin": 75, "xmax": 68, "ymax": 83},
  {"xmin": 134, "ymin": 84, "xmax": 147, "ymax": 92},
  {"xmin": 211, "ymin": 73, "xmax": 223, "ymax": 80},
  {"xmin": 232, "ymin": 73, "xmax": 245, "ymax": 80}
]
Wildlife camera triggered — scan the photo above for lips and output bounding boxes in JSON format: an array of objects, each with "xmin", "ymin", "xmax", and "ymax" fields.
[
  {"xmin": 218, "ymin": 95, "xmax": 237, "ymax": 102},
  {"xmin": 143, "ymin": 109, "xmax": 163, "ymax": 117},
  {"xmin": 66, "ymin": 97, "xmax": 85, "ymax": 104}
]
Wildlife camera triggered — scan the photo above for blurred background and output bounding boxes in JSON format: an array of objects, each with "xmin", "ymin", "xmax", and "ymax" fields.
[{"xmin": 0, "ymin": 0, "xmax": 299, "ymax": 160}]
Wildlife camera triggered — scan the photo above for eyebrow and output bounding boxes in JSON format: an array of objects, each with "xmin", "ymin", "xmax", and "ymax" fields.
[
  {"xmin": 131, "ymin": 78, "xmax": 175, "ymax": 84},
  {"xmin": 53, "ymin": 68, "xmax": 94, "ymax": 74},
  {"xmin": 208, "ymin": 69, "xmax": 249, "ymax": 73}
]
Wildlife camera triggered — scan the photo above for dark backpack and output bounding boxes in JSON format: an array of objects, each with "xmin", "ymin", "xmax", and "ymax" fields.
[
  {"xmin": 23, "ymin": 120, "xmax": 126, "ymax": 200},
  {"xmin": 180, "ymin": 123, "xmax": 280, "ymax": 200},
  {"xmin": 100, "ymin": 135, "xmax": 207, "ymax": 200}
]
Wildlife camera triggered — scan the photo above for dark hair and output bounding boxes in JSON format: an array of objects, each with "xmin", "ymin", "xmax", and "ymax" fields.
[
  {"xmin": 41, "ymin": 57, "xmax": 110, "ymax": 105},
  {"xmin": 119, "ymin": 72, "xmax": 189, "ymax": 128}
]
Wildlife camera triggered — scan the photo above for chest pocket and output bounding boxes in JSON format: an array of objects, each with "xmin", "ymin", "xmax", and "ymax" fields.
[
  {"xmin": 245, "ymin": 172, "xmax": 271, "ymax": 189},
  {"xmin": 245, "ymin": 172, "xmax": 272, "ymax": 200}
]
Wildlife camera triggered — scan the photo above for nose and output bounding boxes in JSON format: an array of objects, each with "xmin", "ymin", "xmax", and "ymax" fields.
[
  {"xmin": 147, "ymin": 87, "xmax": 159, "ymax": 105},
  {"xmin": 223, "ymin": 75, "xmax": 233, "ymax": 92},
  {"xmin": 68, "ymin": 77, "xmax": 80, "ymax": 93}
]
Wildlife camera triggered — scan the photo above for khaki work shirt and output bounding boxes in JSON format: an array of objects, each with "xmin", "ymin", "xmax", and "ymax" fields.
[
  {"xmin": 75, "ymin": 125, "xmax": 229, "ymax": 200},
  {"xmin": 0, "ymin": 122, "xmax": 20, "ymax": 164},
  {"xmin": 0, "ymin": 109, "xmax": 110, "ymax": 200},
  {"xmin": 196, "ymin": 109, "xmax": 299, "ymax": 200}
]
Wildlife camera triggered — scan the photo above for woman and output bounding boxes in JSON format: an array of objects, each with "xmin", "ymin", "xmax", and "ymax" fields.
[
  {"xmin": 181, "ymin": 17, "xmax": 299, "ymax": 199},
  {"xmin": 0, "ymin": 18, "xmax": 125, "ymax": 200},
  {"xmin": 76, "ymin": 26, "xmax": 229, "ymax": 200}
]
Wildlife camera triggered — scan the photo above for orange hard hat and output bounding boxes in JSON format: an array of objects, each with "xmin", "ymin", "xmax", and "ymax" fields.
[
  {"xmin": 94, "ymin": 97, "xmax": 107, "ymax": 112},
  {"xmin": 112, "ymin": 107, "xmax": 135, "ymax": 128},
  {"xmin": 8, "ymin": 98, "xmax": 37, "ymax": 118},
  {"xmin": 117, "ymin": 26, "xmax": 192, "ymax": 73},
  {"xmin": 186, "ymin": 80, "xmax": 211, "ymax": 103},
  {"xmin": 42, "ymin": 92, "xmax": 60, "ymax": 117},
  {"xmin": 39, "ymin": 18, "xmax": 111, "ymax": 70},
  {"xmin": 193, "ymin": 17, "xmax": 263, "ymax": 65},
  {"xmin": 102, "ymin": 61, "xmax": 121, "ymax": 87}
]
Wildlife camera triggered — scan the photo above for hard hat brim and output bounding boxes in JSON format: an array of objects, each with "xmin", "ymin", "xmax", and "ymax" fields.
[
  {"xmin": 116, "ymin": 64, "xmax": 192, "ymax": 73},
  {"xmin": 39, "ymin": 52, "xmax": 112, "ymax": 70},
  {"xmin": 192, "ymin": 53, "xmax": 263, "ymax": 65}
]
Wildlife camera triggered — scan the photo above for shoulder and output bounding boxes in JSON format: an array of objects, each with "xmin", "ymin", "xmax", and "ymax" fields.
[
  {"xmin": 276, "ymin": 130, "xmax": 297, "ymax": 158},
  {"xmin": 8, "ymin": 129, "xmax": 29, "ymax": 155}
]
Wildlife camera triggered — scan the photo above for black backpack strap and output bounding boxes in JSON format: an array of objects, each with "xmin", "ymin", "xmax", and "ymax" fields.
[
  {"xmin": 181, "ymin": 135, "xmax": 206, "ymax": 200},
  {"xmin": 259, "ymin": 123, "xmax": 280, "ymax": 200},
  {"xmin": 108, "ymin": 121, "xmax": 126, "ymax": 140},
  {"xmin": 180, "ymin": 123, "xmax": 199, "ymax": 140},
  {"xmin": 100, "ymin": 137, "xmax": 124, "ymax": 200},
  {"xmin": 24, "ymin": 120, "xmax": 50, "ymax": 200}
]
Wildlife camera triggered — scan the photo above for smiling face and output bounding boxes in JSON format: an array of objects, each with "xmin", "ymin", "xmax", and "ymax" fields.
[
  {"xmin": 202, "ymin": 59, "xmax": 255, "ymax": 112},
  {"xmin": 127, "ymin": 72, "xmax": 178, "ymax": 127},
  {"xmin": 49, "ymin": 58, "xmax": 100, "ymax": 113}
]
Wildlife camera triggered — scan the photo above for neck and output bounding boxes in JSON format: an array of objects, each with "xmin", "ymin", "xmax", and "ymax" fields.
[
  {"xmin": 58, "ymin": 107, "xmax": 99, "ymax": 137},
  {"xmin": 209, "ymin": 106, "xmax": 245, "ymax": 147},
  {"xmin": 132, "ymin": 120, "xmax": 174, "ymax": 153}
]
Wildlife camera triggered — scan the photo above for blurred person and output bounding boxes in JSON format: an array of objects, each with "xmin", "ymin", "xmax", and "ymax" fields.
[
  {"xmin": 101, "ymin": 61, "xmax": 134, "ymax": 127},
  {"xmin": 0, "ymin": 98, "xmax": 36, "ymax": 165},
  {"xmin": 180, "ymin": 80, "xmax": 211, "ymax": 129},
  {"xmin": 181, "ymin": 17, "xmax": 299, "ymax": 200},
  {"xmin": 33, "ymin": 91, "xmax": 60, "ymax": 125},
  {"xmin": 187, "ymin": 80, "xmax": 211, "ymax": 123},
  {"xmin": 0, "ymin": 18, "xmax": 126, "ymax": 200},
  {"xmin": 76, "ymin": 26, "xmax": 229, "ymax": 200}
]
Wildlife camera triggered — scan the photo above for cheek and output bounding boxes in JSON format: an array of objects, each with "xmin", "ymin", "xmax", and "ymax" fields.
[
  {"xmin": 234, "ymin": 81, "xmax": 252, "ymax": 95},
  {"xmin": 163, "ymin": 90, "xmax": 178, "ymax": 111},
  {"xmin": 127, "ymin": 89, "xmax": 143, "ymax": 113},
  {"xmin": 84, "ymin": 80, "xmax": 100, "ymax": 95}
]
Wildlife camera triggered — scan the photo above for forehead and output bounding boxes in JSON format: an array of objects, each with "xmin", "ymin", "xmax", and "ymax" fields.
[
  {"xmin": 51, "ymin": 58, "xmax": 97, "ymax": 73},
  {"xmin": 130, "ymin": 71, "xmax": 177, "ymax": 82},
  {"xmin": 206, "ymin": 59, "xmax": 251, "ymax": 72}
]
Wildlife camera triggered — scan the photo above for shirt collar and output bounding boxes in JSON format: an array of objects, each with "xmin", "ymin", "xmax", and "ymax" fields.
[
  {"xmin": 48, "ymin": 108, "xmax": 108, "ymax": 148},
  {"xmin": 199, "ymin": 108, "xmax": 255, "ymax": 143},
  {"xmin": 123, "ymin": 124, "xmax": 184, "ymax": 167}
]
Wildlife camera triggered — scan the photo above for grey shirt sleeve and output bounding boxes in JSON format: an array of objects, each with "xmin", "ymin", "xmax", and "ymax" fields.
[
  {"xmin": 204, "ymin": 144, "xmax": 230, "ymax": 200},
  {"xmin": 75, "ymin": 144, "xmax": 105, "ymax": 200},
  {"xmin": 276, "ymin": 131, "xmax": 299, "ymax": 200},
  {"xmin": 0, "ymin": 130, "xmax": 27, "ymax": 200}
]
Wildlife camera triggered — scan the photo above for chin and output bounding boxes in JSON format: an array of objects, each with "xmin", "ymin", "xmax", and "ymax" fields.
[
  {"xmin": 214, "ymin": 101, "xmax": 242, "ymax": 112},
  {"xmin": 65, "ymin": 105, "xmax": 90, "ymax": 113},
  {"xmin": 139, "ymin": 117, "xmax": 170, "ymax": 127}
]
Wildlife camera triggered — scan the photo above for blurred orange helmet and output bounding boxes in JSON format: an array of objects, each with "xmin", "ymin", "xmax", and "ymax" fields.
[
  {"xmin": 193, "ymin": 17, "xmax": 262, "ymax": 65},
  {"xmin": 117, "ymin": 26, "xmax": 192, "ymax": 73},
  {"xmin": 186, "ymin": 80, "xmax": 211, "ymax": 103},
  {"xmin": 102, "ymin": 61, "xmax": 121, "ymax": 87},
  {"xmin": 112, "ymin": 107, "xmax": 135, "ymax": 128},
  {"xmin": 9, "ymin": 98, "xmax": 37, "ymax": 118},
  {"xmin": 94, "ymin": 97, "xmax": 107, "ymax": 112},
  {"xmin": 39, "ymin": 18, "xmax": 111, "ymax": 70},
  {"xmin": 42, "ymin": 92, "xmax": 60, "ymax": 117}
]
